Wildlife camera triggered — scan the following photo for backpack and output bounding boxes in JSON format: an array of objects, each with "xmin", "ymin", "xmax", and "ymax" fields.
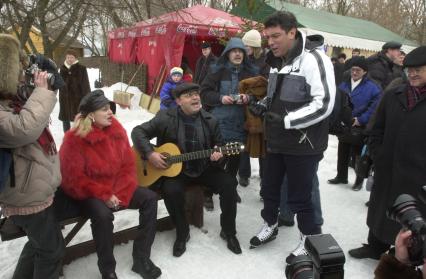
[{"xmin": 0, "ymin": 149, "xmax": 14, "ymax": 193}]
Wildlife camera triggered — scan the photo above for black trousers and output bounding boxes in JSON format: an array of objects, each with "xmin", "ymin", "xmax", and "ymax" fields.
[
  {"xmin": 336, "ymin": 140, "xmax": 362, "ymax": 180},
  {"xmin": 10, "ymin": 206, "xmax": 65, "ymax": 279},
  {"xmin": 82, "ymin": 187, "xmax": 158, "ymax": 275},
  {"xmin": 161, "ymin": 166, "xmax": 238, "ymax": 239},
  {"xmin": 261, "ymin": 152, "xmax": 323, "ymax": 235},
  {"xmin": 205, "ymin": 155, "xmax": 240, "ymax": 198},
  {"xmin": 368, "ymin": 230, "xmax": 391, "ymax": 253}
]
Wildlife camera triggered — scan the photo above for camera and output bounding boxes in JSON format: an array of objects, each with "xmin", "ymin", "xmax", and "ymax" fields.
[
  {"xmin": 24, "ymin": 54, "xmax": 64, "ymax": 91},
  {"xmin": 285, "ymin": 234, "xmax": 345, "ymax": 279},
  {"xmin": 387, "ymin": 186, "xmax": 426, "ymax": 266},
  {"xmin": 248, "ymin": 96, "xmax": 270, "ymax": 117},
  {"xmin": 229, "ymin": 94, "xmax": 242, "ymax": 104}
]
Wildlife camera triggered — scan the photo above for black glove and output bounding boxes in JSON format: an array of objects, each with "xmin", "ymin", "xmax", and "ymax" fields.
[{"xmin": 248, "ymin": 97, "xmax": 269, "ymax": 117}]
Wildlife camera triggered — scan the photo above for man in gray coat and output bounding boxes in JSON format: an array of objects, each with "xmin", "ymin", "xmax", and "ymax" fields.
[{"xmin": 0, "ymin": 34, "xmax": 63, "ymax": 279}]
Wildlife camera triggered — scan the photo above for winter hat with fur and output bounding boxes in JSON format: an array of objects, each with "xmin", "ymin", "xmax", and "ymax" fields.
[
  {"xmin": 0, "ymin": 34, "xmax": 21, "ymax": 96},
  {"xmin": 242, "ymin": 29, "xmax": 262, "ymax": 48}
]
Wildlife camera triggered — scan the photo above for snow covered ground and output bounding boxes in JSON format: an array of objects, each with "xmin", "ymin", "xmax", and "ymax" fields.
[{"xmin": 0, "ymin": 69, "xmax": 378, "ymax": 278}]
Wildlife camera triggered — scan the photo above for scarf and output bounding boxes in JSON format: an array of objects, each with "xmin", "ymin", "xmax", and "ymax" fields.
[
  {"xmin": 407, "ymin": 85, "xmax": 426, "ymax": 110},
  {"xmin": 9, "ymin": 86, "xmax": 57, "ymax": 155}
]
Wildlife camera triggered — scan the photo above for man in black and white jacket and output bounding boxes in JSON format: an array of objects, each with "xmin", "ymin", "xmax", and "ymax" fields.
[{"xmin": 249, "ymin": 11, "xmax": 336, "ymax": 264}]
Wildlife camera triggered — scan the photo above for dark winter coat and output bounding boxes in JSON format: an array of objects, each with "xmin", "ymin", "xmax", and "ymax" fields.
[
  {"xmin": 59, "ymin": 118, "xmax": 137, "ymax": 207},
  {"xmin": 131, "ymin": 108, "xmax": 223, "ymax": 177},
  {"xmin": 374, "ymin": 254, "xmax": 422, "ymax": 279},
  {"xmin": 338, "ymin": 76, "xmax": 382, "ymax": 126},
  {"xmin": 159, "ymin": 76, "xmax": 183, "ymax": 110},
  {"xmin": 367, "ymin": 81, "xmax": 426, "ymax": 245},
  {"xmin": 58, "ymin": 62, "xmax": 91, "ymax": 121},
  {"xmin": 248, "ymin": 51, "xmax": 269, "ymax": 78},
  {"xmin": 367, "ymin": 52, "xmax": 403, "ymax": 90},
  {"xmin": 200, "ymin": 38, "xmax": 258, "ymax": 142},
  {"xmin": 194, "ymin": 53, "xmax": 217, "ymax": 85}
]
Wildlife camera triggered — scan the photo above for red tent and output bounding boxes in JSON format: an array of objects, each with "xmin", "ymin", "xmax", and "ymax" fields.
[{"xmin": 108, "ymin": 5, "xmax": 251, "ymax": 93}]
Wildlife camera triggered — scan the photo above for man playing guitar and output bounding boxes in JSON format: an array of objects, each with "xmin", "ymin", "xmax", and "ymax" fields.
[{"xmin": 132, "ymin": 83, "xmax": 241, "ymax": 257}]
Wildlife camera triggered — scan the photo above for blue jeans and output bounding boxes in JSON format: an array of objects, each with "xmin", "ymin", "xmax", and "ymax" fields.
[{"xmin": 279, "ymin": 162, "xmax": 323, "ymax": 226}]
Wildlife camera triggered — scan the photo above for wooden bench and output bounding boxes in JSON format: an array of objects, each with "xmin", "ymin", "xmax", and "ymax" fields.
[{"xmin": 0, "ymin": 184, "xmax": 204, "ymax": 266}]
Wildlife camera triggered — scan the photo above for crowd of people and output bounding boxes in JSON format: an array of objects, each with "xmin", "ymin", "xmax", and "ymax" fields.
[{"xmin": 1, "ymin": 9, "xmax": 426, "ymax": 279}]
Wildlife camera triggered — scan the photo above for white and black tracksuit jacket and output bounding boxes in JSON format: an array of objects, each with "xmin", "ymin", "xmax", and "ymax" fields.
[{"xmin": 265, "ymin": 31, "xmax": 336, "ymax": 155}]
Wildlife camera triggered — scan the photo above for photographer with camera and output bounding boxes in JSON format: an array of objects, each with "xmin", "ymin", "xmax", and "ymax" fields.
[
  {"xmin": 349, "ymin": 45, "xmax": 426, "ymax": 260},
  {"xmin": 0, "ymin": 34, "xmax": 64, "ymax": 279},
  {"xmin": 375, "ymin": 229, "xmax": 425, "ymax": 279}
]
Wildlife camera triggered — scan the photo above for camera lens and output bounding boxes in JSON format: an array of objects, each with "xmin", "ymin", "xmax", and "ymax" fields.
[
  {"xmin": 387, "ymin": 194, "xmax": 422, "ymax": 225},
  {"xmin": 285, "ymin": 255, "xmax": 313, "ymax": 279},
  {"xmin": 388, "ymin": 194, "xmax": 426, "ymax": 265}
]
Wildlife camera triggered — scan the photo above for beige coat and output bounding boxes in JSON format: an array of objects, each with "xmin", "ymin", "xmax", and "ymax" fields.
[{"xmin": 0, "ymin": 87, "xmax": 61, "ymax": 207}]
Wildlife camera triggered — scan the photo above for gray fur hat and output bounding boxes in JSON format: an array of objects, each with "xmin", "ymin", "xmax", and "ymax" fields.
[{"xmin": 0, "ymin": 34, "xmax": 21, "ymax": 96}]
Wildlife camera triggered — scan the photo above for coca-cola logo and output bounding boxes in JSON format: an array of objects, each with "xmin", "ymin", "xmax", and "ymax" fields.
[
  {"xmin": 208, "ymin": 27, "xmax": 226, "ymax": 37},
  {"xmin": 176, "ymin": 24, "xmax": 198, "ymax": 35},
  {"xmin": 155, "ymin": 24, "xmax": 167, "ymax": 34},
  {"xmin": 140, "ymin": 28, "xmax": 150, "ymax": 36},
  {"xmin": 128, "ymin": 30, "xmax": 137, "ymax": 37},
  {"xmin": 117, "ymin": 31, "xmax": 125, "ymax": 39}
]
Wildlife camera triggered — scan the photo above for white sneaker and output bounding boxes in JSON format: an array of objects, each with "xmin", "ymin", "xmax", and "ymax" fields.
[
  {"xmin": 286, "ymin": 233, "xmax": 307, "ymax": 263},
  {"xmin": 249, "ymin": 222, "xmax": 278, "ymax": 248}
]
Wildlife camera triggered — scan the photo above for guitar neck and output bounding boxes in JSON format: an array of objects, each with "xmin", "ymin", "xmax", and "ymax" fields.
[{"xmin": 167, "ymin": 147, "xmax": 226, "ymax": 164}]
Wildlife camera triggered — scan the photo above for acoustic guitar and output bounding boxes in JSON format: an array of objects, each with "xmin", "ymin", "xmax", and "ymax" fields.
[{"xmin": 133, "ymin": 142, "xmax": 244, "ymax": 187}]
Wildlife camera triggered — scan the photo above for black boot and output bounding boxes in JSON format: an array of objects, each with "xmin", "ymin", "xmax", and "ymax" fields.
[
  {"xmin": 220, "ymin": 230, "xmax": 242, "ymax": 254},
  {"xmin": 238, "ymin": 176, "xmax": 249, "ymax": 187},
  {"xmin": 173, "ymin": 234, "xmax": 190, "ymax": 257},
  {"xmin": 348, "ymin": 244, "xmax": 384, "ymax": 260},
  {"xmin": 327, "ymin": 176, "xmax": 348, "ymax": 184},
  {"xmin": 352, "ymin": 177, "xmax": 363, "ymax": 191},
  {"xmin": 102, "ymin": 272, "xmax": 118, "ymax": 279},
  {"xmin": 132, "ymin": 257, "xmax": 162, "ymax": 279}
]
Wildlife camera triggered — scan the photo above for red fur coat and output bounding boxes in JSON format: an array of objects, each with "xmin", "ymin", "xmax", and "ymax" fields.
[{"xmin": 60, "ymin": 118, "xmax": 137, "ymax": 207}]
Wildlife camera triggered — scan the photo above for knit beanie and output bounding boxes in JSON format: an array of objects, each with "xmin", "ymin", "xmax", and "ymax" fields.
[
  {"xmin": 242, "ymin": 30, "xmax": 262, "ymax": 48},
  {"xmin": 170, "ymin": 67, "xmax": 183, "ymax": 76}
]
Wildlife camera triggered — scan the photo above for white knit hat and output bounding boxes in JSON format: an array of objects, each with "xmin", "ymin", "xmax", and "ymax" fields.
[
  {"xmin": 242, "ymin": 29, "xmax": 262, "ymax": 48},
  {"xmin": 170, "ymin": 67, "xmax": 183, "ymax": 76}
]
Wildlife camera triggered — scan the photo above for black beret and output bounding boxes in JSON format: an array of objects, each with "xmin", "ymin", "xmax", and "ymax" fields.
[
  {"xmin": 382, "ymin": 41, "xmax": 402, "ymax": 50},
  {"xmin": 351, "ymin": 56, "xmax": 368, "ymax": 72},
  {"xmin": 172, "ymin": 83, "xmax": 200, "ymax": 98},
  {"xmin": 201, "ymin": 41, "xmax": 211, "ymax": 49},
  {"xmin": 79, "ymin": 90, "xmax": 116, "ymax": 115},
  {"xmin": 403, "ymin": 46, "xmax": 426, "ymax": 68}
]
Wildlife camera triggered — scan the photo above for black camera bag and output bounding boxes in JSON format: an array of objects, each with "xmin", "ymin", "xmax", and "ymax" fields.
[{"xmin": 305, "ymin": 234, "xmax": 346, "ymax": 273}]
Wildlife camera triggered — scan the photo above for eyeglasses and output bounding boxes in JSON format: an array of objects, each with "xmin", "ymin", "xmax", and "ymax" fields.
[
  {"xmin": 404, "ymin": 67, "xmax": 426, "ymax": 76},
  {"xmin": 180, "ymin": 91, "xmax": 200, "ymax": 98},
  {"xmin": 351, "ymin": 68, "xmax": 364, "ymax": 73}
]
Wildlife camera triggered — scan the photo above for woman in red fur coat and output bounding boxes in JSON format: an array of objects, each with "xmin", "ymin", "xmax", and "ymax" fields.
[{"xmin": 60, "ymin": 90, "xmax": 161, "ymax": 279}]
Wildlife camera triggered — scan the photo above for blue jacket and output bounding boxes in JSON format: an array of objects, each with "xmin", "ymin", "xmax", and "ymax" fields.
[
  {"xmin": 200, "ymin": 38, "xmax": 258, "ymax": 142},
  {"xmin": 339, "ymin": 77, "xmax": 382, "ymax": 125},
  {"xmin": 159, "ymin": 77, "xmax": 183, "ymax": 110}
]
